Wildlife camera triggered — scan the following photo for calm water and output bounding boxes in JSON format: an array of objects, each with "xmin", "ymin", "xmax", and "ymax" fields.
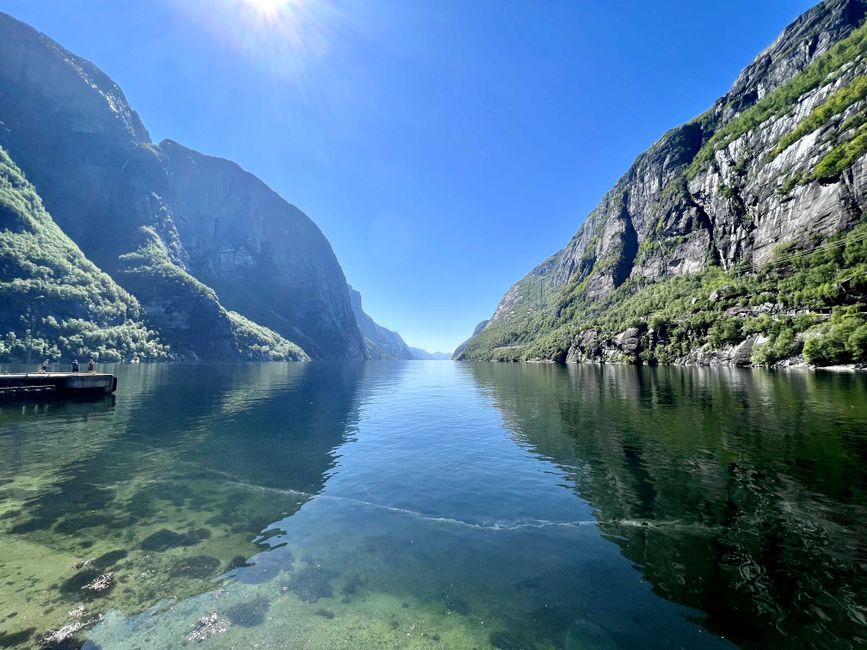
[{"xmin": 0, "ymin": 362, "xmax": 865, "ymax": 649}]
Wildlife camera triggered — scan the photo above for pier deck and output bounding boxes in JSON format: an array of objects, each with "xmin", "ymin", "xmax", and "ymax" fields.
[{"xmin": 0, "ymin": 372, "xmax": 117, "ymax": 398}]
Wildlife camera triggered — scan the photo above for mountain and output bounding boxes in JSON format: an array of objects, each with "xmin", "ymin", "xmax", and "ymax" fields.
[
  {"xmin": 348, "ymin": 287, "xmax": 416, "ymax": 359},
  {"xmin": 347, "ymin": 287, "xmax": 451, "ymax": 360},
  {"xmin": 451, "ymin": 320, "xmax": 490, "ymax": 360},
  {"xmin": 0, "ymin": 11, "xmax": 365, "ymax": 361},
  {"xmin": 0, "ymin": 145, "xmax": 305, "ymax": 363},
  {"xmin": 0, "ymin": 146, "xmax": 161, "ymax": 362},
  {"xmin": 408, "ymin": 348, "xmax": 452, "ymax": 360},
  {"xmin": 457, "ymin": 0, "xmax": 867, "ymax": 368}
]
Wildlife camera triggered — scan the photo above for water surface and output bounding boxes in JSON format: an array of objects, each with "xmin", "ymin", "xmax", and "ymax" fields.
[{"xmin": 0, "ymin": 362, "xmax": 865, "ymax": 649}]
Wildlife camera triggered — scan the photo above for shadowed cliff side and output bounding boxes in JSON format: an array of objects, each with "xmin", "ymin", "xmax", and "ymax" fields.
[
  {"xmin": 0, "ymin": 12, "xmax": 364, "ymax": 360},
  {"xmin": 0, "ymin": 146, "xmax": 169, "ymax": 362}
]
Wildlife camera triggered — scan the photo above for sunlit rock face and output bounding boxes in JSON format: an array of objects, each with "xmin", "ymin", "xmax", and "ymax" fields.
[
  {"xmin": 458, "ymin": 0, "xmax": 867, "ymax": 363},
  {"xmin": 0, "ymin": 11, "xmax": 366, "ymax": 360},
  {"xmin": 552, "ymin": 0, "xmax": 867, "ymax": 289}
]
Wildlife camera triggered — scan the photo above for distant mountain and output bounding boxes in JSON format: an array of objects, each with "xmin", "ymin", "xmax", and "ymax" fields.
[
  {"xmin": 0, "ymin": 11, "xmax": 365, "ymax": 361},
  {"xmin": 408, "ymin": 348, "xmax": 451, "ymax": 361},
  {"xmin": 457, "ymin": 0, "xmax": 867, "ymax": 368},
  {"xmin": 348, "ymin": 287, "xmax": 416, "ymax": 359},
  {"xmin": 347, "ymin": 287, "xmax": 451, "ymax": 360}
]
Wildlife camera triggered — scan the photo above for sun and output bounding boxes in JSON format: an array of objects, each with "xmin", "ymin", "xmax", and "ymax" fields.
[
  {"xmin": 176, "ymin": 0, "xmax": 334, "ymax": 83},
  {"xmin": 239, "ymin": 0, "xmax": 294, "ymax": 18}
]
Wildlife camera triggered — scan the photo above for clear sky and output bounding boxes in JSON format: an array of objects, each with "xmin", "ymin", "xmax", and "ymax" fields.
[{"xmin": 0, "ymin": 0, "xmax": 815, "ymax": 353}]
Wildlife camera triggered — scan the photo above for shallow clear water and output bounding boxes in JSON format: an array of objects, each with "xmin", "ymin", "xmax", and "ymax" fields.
[{"xmin": 0, "ymin": 362, "xmax": 865, "ymax": 649}]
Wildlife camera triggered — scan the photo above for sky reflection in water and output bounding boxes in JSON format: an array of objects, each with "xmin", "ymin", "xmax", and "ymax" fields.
[{"xmin": 0, "ymin": 362, "xmax": 864, "ymax": 649}]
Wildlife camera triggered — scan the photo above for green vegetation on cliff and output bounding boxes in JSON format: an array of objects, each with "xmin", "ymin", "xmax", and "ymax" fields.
[
  {"xmin": 0, "ymin": 147, "xmax": 168, "ymax": 362},
  {"xmin": 118, "ymin": 227, "xmax": 308, "ymax": 361},
  {"xmin": 688, "ymin": 20, "xmax": 867, "ymax": 177},
  {"xmin": 462, "ymin": 4, "xmax": 867, "ymax": 368},
  {"xmin": 228, "ymin": 311, "xmax": 308, "ymax": 361},
  {"xmin": 462, "ymin": 220, "xmax": 867, "ymax": 366}
]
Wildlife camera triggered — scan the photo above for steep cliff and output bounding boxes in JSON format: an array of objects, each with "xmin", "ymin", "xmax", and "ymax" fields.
[
  {"xmin": 158, "ymin": 141, "xmax": 363, "ymax": 360},
  {"xmin": 0, "ymin": 11, "xmax": 364, "ymax": 360},
  {"xmin": 458, "ymin": 0, "xmax": 867, "ymax": 367},
  {"xmin": 348, "ymin": 287, "xmax": 416, "ymax": 359}
]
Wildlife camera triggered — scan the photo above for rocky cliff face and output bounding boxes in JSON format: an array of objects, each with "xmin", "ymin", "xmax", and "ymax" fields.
[
  {"xmin": 0, "ymin": 12, "xmax": 364, "ymax": 360},
  {"xmin": 458, "ymin": 0, "xmax": 867, "ymax": 367},
  {"xmin": 348, "ymin": 287, "xmax": 416, "ymax": 359},
  {"xmin": 159, "ymin": 141, "xmax": 364, "ymax": 359}
]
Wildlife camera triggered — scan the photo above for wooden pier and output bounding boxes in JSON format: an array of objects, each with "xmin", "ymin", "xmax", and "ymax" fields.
[{"xmin": 0, "ymin": 372, "xmax": 117, "ymax": 399}]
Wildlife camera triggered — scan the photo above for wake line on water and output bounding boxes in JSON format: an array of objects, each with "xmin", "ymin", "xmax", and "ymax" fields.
[{"xmin": 197, "ymin": 466, "xmax": 719, "ymax": 535}]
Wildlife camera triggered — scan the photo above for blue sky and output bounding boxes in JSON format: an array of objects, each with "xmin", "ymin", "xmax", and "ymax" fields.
[{"xmin": 1, "ymin": 0, "xmax": 815, "ymax": 353}]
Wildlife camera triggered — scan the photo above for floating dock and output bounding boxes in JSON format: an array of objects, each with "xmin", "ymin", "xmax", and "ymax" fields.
[{"xmin": 0, "ymin": 372, "xmax": 117, "ymax": 399}]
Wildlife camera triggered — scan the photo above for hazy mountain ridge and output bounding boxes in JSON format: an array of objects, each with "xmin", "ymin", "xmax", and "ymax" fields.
[
  {"xmin": 0, "ymin": 11, "xmax": 363, "ymax": 361},
  {"xmin": 347, "ymin": 287, "xmax": 447, "ymax": 360},
  {"xmin": 408, "ymin": 348, "xmax": 451, "ymax": 361},
  {"xmin": 458, "ymin": 0, "xmax": 867, "ymax": 367},
  {"xmin": 349, "ymin": 287, "xmax": 416, "ymax": 359}
]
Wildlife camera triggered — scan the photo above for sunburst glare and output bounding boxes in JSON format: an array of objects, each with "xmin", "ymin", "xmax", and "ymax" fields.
[
  {"xmin": 171, "ymin": 0, "xmax": 342, "ymax": 87},
  {"xmin": 239, "ymin": 0, "xmax": 295, "ymax": 19}
]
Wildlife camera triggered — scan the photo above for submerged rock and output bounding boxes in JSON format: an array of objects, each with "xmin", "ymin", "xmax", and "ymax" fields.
[
  {"xmin": 186, "ymin": 612, "xmax": 230, "ymax": 643},
  {"xmin": 39, "ymin": 609, "xmax": 101, "ymax": 649},
  {"xmin": 60, "ymin": 570, "xmax": 101, "ymax": 595},
  {"xmin": 39, "ymin": 621, "xmax": 86, "ymax": 649},
  {"xmin": 81, "ymin": 573, "xmax": 114, "ymax": 599},
  {"xmin": 172, "ymin": 555, "xmax": 221, "ymax": 579},
  {"xmin": 289, "ymin": 564, "xmax": 335, "ymax": 603},
  {"xmin": 140, "ymin": 528, "xmax": 210, "ymax": 552},
  {"xmin": 225, "ymin": 597, "xmax": 270, "ymax": 627}
]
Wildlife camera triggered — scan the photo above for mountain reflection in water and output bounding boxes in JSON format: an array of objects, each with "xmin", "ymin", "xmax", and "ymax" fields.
[
  {"xmin": 469, "ymin": 363, "xmax": 867, "ymax": 648},
  {"xmin": 0, "ymin": 362, "xmax": 864, "ymax": 649}
]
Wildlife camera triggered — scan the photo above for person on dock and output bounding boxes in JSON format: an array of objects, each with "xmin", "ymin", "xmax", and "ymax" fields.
[
  {"xmin": 40, "ymin": 359, "xmax": 49, "ymax": 373},
  {"xmin": 87, "ymin": 358, "xmax": 95, "ymax": 373},
  {"xmin": 71, "ymin": 359, "xmax": 79, "ymax": 373}
]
